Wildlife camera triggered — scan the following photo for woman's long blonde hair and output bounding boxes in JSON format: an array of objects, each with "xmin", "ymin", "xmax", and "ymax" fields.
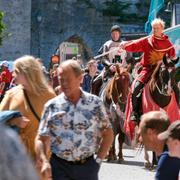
[{"xmin": 14, "ymin": 55, "xmax": 53, "ymax": 95}]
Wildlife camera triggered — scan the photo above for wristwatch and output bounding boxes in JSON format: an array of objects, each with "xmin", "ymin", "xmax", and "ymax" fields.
[{"xmin": 96, "ymin": 157, "xmax": 102, "ymax": 164}]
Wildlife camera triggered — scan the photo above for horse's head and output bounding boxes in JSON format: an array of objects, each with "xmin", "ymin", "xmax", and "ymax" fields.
[
  {"xmin": 150, "ymin": 55, "xmax": 176, "ymax": 97},
  {"xmin": 109, "ymin": 64, "xmax": 130, "ymax": 111}
]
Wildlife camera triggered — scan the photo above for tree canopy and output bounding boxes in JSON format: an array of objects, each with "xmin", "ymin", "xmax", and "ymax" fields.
[{"xmin": 0, "ymin": 11, "xmax": 5, "ymax": 46}]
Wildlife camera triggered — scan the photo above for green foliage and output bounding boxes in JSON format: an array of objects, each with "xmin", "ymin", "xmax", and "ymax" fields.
[
  {"xmin": 76, "ymin": 0, "xmax": 96, "ymax": 8},
  {"xmin": 99, "ymin": 0, "xmax": 149, "ymax": 23},
  {"xmin": 135, "ymin": 0, "xmax": 149, "ymax": 10},
  {"xmin": 75, "ymin": 0, "xmax": 150, "ymax": 23},
  {"xmin": 0, "ymin": 11, "xmax": 5, "ymax": 46},
  {"xmin": 101, "ymin": 0, "xmax": 131, "ymax": 17}
]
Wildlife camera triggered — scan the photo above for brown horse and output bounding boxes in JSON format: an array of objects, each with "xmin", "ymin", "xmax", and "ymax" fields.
[
  {"xmin": 100, "ymin": 64, "xmax": 130, "ymax": 162},
  {"xmin": 124, "ymin": 56, "xmax": 180, "ymax": 167}
]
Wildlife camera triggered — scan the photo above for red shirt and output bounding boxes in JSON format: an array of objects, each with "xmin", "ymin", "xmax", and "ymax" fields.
[
  {"xmin": 125, "ymin": 34, "xmax": 176, "ymax": 66},
  {"xmin": 0, "ymin": 68, "xmax": 12, "ymax": 84}
]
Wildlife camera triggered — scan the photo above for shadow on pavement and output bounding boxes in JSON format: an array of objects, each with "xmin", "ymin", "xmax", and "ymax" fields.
[
  {"xmin": 120, "ymin": 160, "xmax": 144, "ymax": 167},
  {"xmin": 123, "ymin": 155, "xmax": 134, "ymax": 158},
  {"xmin": 104, "ymin": 160, "xmax": 144, "ymax": 167}
]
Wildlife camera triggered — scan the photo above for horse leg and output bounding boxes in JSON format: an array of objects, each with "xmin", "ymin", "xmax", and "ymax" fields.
[
  {"xmin": 144, "ymin": 148, "xmax": 152, "ymax": 169},
  {"xmin": 118, "ymin": 130, "xmax": 125, "ymax": 163},
  {"xmin": 152, "ymin": 151, "xmax": 158, "ymax": 166},
  {"xmin": 107, "ymin": 139, "xmax": 117, "ymax": 162}
]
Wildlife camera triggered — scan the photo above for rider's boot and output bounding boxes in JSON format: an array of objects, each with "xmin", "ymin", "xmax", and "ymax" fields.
[{"xmin": 130, "ymin": 81, "xmax": 144, "ymax": 123}]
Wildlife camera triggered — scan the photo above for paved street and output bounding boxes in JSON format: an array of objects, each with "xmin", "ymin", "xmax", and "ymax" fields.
[{"xmin": 99, "ymin": 146, "xmax": 156, "ymax": 180}]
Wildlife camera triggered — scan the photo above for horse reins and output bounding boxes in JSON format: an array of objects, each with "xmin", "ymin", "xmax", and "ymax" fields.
[{"xmin": 155, "ymin": 82, "xmax": 171, "ymax": 96}]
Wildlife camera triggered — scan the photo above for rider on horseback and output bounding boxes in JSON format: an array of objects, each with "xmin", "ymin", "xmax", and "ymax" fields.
[
  {"xmin": 92, "ymin": 25, "xmax": 134, "ymax": 95},
  {"xmin": 119, "ymin": 18, "xmax": 179, "ymax": 123}
]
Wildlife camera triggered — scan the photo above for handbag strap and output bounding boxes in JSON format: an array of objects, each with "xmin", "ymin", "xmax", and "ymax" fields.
[{"xmin": 23, "ymin": 89, "xmax": 40, "ymax": 121}]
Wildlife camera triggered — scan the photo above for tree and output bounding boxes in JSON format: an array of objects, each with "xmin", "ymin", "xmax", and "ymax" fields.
[
  {"xmin": 99, "ymin": 0, "xmax": 150, "ymax": 23},
  {"xmin": 0, "ymin": 11, "xmax": 5, "ymax": 46}
]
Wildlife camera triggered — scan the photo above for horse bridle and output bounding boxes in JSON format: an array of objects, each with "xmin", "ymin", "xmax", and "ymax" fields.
[
  {"xmin": 155, "ymin": 65, "xmax": 173, "ymax": 97},
  {"xmin": 155, "ymin": 82, "xmax": 171, "ymax": 96}
]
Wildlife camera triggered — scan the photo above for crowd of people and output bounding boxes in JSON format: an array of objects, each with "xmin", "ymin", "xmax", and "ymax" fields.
[{"xmin": 0, "ymin": 18, "xmax": 179, "ymax": 180}]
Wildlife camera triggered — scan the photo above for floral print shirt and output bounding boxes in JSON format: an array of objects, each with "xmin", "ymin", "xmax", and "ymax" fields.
[{"xmin": 38, "ymin": 90, "xmax": 111, "ymax": 161}]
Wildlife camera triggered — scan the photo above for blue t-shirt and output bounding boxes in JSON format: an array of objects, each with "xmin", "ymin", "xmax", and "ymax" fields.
[{"xmin": 155, "ymin": 151, "xmax": 180, "ymax": 180}]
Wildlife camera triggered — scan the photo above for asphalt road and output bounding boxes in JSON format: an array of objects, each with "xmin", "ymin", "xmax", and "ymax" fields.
[{"xmin": 99, "ymin": 147, "xmax": 156, "ymax": 180}]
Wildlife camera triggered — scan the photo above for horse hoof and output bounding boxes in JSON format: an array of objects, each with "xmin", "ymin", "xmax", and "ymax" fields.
[
  {"xmin": 144, "ymin": 162, "xmax": 153, "ymax": 170},
  {"xmin": 117, "ymin": 158, "xmax": 124, "ymax": 164},
  {"xmin": 107, "ymin": 159, "xmax": 115, "ymax": 163},
  {"xmin": 107, "ymin": 156, "xmax": 117, "ymax": 163}
]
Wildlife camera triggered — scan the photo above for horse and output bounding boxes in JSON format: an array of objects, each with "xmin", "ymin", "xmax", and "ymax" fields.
[
  {"xmin": 124, "ymin": 56, "xmax": 180, "ymax": 168},
  {"xmin": 100, "ymin": 63, "xmax": 130, "ymax": 162}
]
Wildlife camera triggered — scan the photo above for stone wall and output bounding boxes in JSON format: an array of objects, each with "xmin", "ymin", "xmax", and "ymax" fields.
[
  {"xmin": 0, "ymin": 0, "xmax": 145, "ymax": 67},
  {"xmin": 0, "ymin": 0, "xmax": 31, "ymax": 61},
  {"xmin": 31, "ymin": 0, "xmax": 145, "ymax": 66}
]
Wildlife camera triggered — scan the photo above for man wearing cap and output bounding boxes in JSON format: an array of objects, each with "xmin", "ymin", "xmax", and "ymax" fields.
[
  {"xmin": 0, "ymin": 61, "xmax": 12, "ymax": 101},
  {"xmin": 92, "ymin": 25, "xmax": 133, "ymax": 95},
  {"xmin": 155, "ymin": 120, "xmax": 180, "ymax": 180}
]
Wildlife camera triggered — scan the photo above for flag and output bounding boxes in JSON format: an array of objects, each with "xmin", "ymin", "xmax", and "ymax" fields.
[{"xmin": 145, "ymin": 0, "xmax": 164, "ymax": 34}]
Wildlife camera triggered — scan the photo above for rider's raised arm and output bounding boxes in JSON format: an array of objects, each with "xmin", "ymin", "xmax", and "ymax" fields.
[{"xmin": 119, "ymin": 37, "xmax": 148, "ymax": 53}]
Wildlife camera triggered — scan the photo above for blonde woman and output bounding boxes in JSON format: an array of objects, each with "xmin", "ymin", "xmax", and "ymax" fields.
[{"xmin": 0, "ymin": 55, "xmax": 56, "ymax": 160}]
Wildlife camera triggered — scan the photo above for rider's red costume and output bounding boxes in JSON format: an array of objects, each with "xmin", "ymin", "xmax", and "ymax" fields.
[
  {"xmin": 142, "ymin": 83, "xmax": 180, "ymax": 121},
  {"xmin": 125, "ymin": 34, "xmax": 176, "ymax": 83}
]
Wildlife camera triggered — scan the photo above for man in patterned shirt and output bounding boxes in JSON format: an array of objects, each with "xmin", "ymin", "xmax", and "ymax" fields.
[{"xmin": 35, "ymin": 60, "xmax": 114, "ymax": 180}]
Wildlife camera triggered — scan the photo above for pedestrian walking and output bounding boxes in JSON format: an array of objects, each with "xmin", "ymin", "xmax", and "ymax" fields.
[
  {"xmin": 138, "ymin": 111, "xmax": 172, "ymax": 169},
  {"xmin": 35, "ymin": 59, "xmax": 114, "ymax": 180},
  {"xmin": 0, "ymin": 55, "xmax": 56, "ymax": 160}
]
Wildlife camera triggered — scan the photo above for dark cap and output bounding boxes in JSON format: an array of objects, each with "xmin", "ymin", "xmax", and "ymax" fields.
[
  {"xmin": 111, "ymin": 25, "xmax": 121, "ymax": 33},
  {"xmin": 158, "ymin": 120, "xmax": 180, "ymax": 140}
]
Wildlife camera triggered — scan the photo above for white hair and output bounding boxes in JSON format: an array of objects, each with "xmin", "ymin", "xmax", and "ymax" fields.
[{"xmin": 151, "ymin": 18, "xmax": 165, "ymax": 29}]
